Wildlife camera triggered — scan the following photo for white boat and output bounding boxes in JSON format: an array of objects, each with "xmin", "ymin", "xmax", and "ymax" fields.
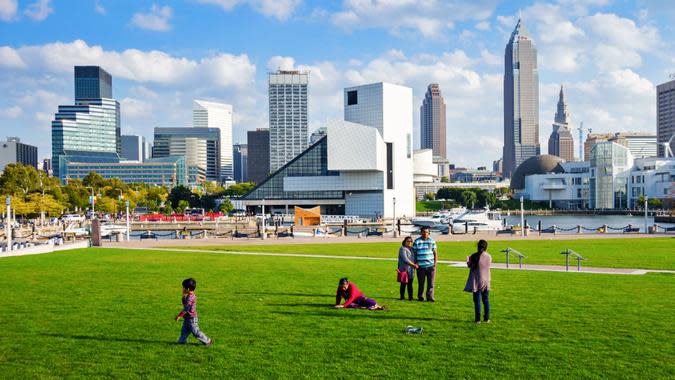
[
  {"xmin": 451, "ymin": 208, "xmax": 503, "ymax": 231},
  {"xmin": 411, "ymin": 207, "xmax": 466, "ymax": 227},
  {"xmin": 100, "ymin": 224, "xmax": 129, "ymax": 237}
]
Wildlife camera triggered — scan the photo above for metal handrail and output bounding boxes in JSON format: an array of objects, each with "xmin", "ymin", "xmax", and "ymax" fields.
[
  {"xmin": 500, "ymin": 247, "xmax": 527, "ymax": 269},
  {"xmin": 560, "ymin": 249, "xmax": 586, "ymax": 272}
]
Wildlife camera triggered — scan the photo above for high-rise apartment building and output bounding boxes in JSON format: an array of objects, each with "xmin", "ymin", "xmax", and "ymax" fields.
[
  {"xmin": 0, "ymin": 137, "xmax": 38, "ymax": 171},
  {"xmin": 503, "ymin": 19, "xmax": 540, "ymax": 178},
  {"xmin": 51, "ymin": 66, "xmax": 121, "ymax": 181},
  {"xmin": 420, "ymin": 83, "xmax": 447, "ymax": 159},
  {"xmin": 548, "ymin": 86, "xmax": 574, "ymax": 161},
  {"xmin": 247, "ymin": 128, "xmax": 270, "ymax": 184},
  {"xmin": 268, "ymin": 70, "xmax": 308, "ymax": 171},
  {"xmin": 233, "ymin": 143, "xmax": 248, "ymax": 183},
  {"xmin": 657, "ymin": 79, "xmax": 675, "ymax": 157},
  {"xmin": 153, "ymin": 127, "xmax": 221, "ymax": 182},
  {"xmin": 193, "ymin": 100, "xmax": 233, "ymax": 181}
]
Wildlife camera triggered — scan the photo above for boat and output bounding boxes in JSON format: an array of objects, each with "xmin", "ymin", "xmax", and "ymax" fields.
[
  {"xmin": 451, "ymin": 208, "xmax": 504, "ymax": 231},
  {"xmin": 100, "ymin": 223, "xmax": 129, "ymax": 237},
  {"xmin": 411, "ymin": 207, "xmax": 466, "ymax": 227}
]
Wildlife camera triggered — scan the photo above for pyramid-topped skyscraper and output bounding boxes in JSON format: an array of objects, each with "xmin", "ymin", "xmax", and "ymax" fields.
[
  {"xmin": 502, "ymin": 19, "xmax": 540, "ymax": 178},
  {"xmin": 548, "ymin": 85, "xmax": 574, "ymax": 161}
]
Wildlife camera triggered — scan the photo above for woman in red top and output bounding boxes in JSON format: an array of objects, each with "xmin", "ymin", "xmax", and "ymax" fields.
[{"xmin": 334, "ymin": 278, "xmax": 385, "ymax": 310}]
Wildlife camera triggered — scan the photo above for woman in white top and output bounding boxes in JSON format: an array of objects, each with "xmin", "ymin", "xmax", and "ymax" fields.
[{"xmin": 464, "ymin": 239, "xmax": 492, "ymax": 323}]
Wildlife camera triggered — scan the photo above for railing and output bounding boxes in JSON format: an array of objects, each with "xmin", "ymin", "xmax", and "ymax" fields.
[
  {"xmin": 500, "ymin": 247, "xmax": 527, "ymax": 269},
  {"xmin": 560, "ymin": 249, "xmax": 586, "ymax": 272}
]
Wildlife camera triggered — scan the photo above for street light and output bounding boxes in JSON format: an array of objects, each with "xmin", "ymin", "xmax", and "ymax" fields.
[
  {"xmin": 115, "ymin": 188, "xmax": 123, "ymax": 218},
  {"xmin": 86, "ymin": 186, "xmax": 95, "ymax": 218},
  {"xmin": 520, "ymin": 196, "xmax": 525, "ymax": 237},
  {"xmin": 5, "ymin": 196, "xmax": 11, "ymax": 252},
  {"xmin": 126, "ymin": 200, "xmax": 130, "ymax": 241},
  {"xmin": 644, "ymin": 196, "xmax": 648, "ymax": 234},
  {"xmin": 392, "ymin": 197, "xmax": 397, "ymax": 237}
]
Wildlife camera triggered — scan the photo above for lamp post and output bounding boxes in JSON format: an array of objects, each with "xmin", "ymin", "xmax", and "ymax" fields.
[
  {"xmin": 5, "ymin": 196, "xmax": 11, "ymax": 252},
  {"xmin": 392, "ymin": 197, "xmax": 397, "ymax": 237},
  {"xmin": 520, "ymin": 196, "xmax": 525, "ymax": 237},
  {"xmin": 86, "ymin": 186, "xmax": 95, "ymax": 218},
  {"xmin": 126, "ymin": 200, "xmax": 130, "ymax": 241},
  {"xmin": 261, "ymin": 198, "xmax": 266, "ymax": 240},
  {"xmin": 115, "ymin": 188, "xmax": 123, "ymax": 218},
  {"xmin": 644, "ymin": 196, "xmax": 648, "ymax": 234}
]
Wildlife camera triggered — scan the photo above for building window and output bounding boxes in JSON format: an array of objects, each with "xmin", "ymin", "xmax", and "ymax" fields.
[
  {"xmin": 386, "ymin": 143, "xmax": 393, "ymax": 190},
  {"xmin": 406, "ymin": 134, "xmax": 412, "ymax": 158},
  {"xmin": 347, "ymin": 90, "xmax": 358, "ymax": 106}
]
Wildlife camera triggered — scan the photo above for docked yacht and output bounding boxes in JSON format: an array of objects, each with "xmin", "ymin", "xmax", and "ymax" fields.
[
  {"xmin": 451, "ymin": 208, "xmax": 504, "ymax": 231},
  {"xmin": 411, "ymin": 207, "xmax": 466, "ymax": 228}
]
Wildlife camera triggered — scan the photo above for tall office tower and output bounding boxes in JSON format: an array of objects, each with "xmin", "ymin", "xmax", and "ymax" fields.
[
  {"xmin": 420, "ymin": 83, "xmax": 447, "ymax": 159},
  {"xmin": 42, "ymin": 158, "xmax": 52, "ymax": 175},
  {"xmin": 503, "ymin": 19, "xmax": 540, "ymax": 178},
  {"xmin": 121, "ymin": 135, "xmax": 147, "ymax": 162},
  {"xmin": 0, "ymin": 137, "xmax": 38, "ymax": 171},
  {"xmin": 143, "ymin": 140, "xmax": 152, "ymax": 160},
  {"xmin": 657, "ymin": 79, "xmax": 675, "ymax": 157},
  {"xmin": 153, "ymin": 127, "xmax": 221, "ymax": 181},
  {"xmin": 548, "ymin": 86, "xmax": 574, "ymax": 161},
  {"xmin": 343, "ymin": 82, "xmax": 415, "ymax": 218},
  {"xmin": 193, "ymin": 100, "xmax": 233, "ymax": 181},
  {"xmin": 268, "ymin": 70, "xmax": 309, "ymax": 171},
  {"xmin": 233, "ymin": 144, "xmax": 248, "ymax": 183},
  {"xmin": 247, "ymin": 128, "xmax": 270, "ymax": 184},
  {"xmin": 51, "ymin": 66, "xmax": 121, "ymax": 181}
]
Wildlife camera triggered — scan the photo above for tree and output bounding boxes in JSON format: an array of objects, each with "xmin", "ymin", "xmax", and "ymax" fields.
[
  {"xmin": 82, "ymin": 172, "xmax": 107, "ymax": 189},
  {"xmin": 219, "ymin": 198, "xmax": 234, "ymax": 214},
  {"xmin": 168, "ymin": 185, "xmax": 194, "ymax": 209},
  {"xmin": 0, "ymin": 163, "xmax": 40, "ymax": 195},
  {"xmin": 176, "ymin": 199, "xmax": 190, "ymax": 214},
  {"xmin": 225, "ymin": 182, "xmax": 256, "ymax": 197},
  {"xmin": 440, "ymin": 176, "xmax": 449, "ymax": 183},
  {"xmin": 424, "ymin": 192, "xmax": 435, "ymax": 201},
  {"xmin": 461, "ymin": 190, "xmax": 477, "ymax": 209},
  {"xmin": 27, "ymin": 193, "xmax": 65, "ymax": 217}
]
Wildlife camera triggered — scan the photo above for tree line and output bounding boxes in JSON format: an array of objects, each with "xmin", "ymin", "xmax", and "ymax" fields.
[{"xmin": 0, "ymin": 163, "xmax": 256, "ymax": 217}]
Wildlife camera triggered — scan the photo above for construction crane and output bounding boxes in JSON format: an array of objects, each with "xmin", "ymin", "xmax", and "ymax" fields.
[{"xmin": 576, "ymin": 122, "xmax": 591, "ymax": 161}]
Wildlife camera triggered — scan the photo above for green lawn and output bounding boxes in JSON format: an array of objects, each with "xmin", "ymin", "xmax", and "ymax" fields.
[
  {"xmin": 174, "ymin": 237, "xmax": 675, "ymax": 270},
  {"xmin": 1, "ymin": 247, "xmax": 674, "ymax": 378}
]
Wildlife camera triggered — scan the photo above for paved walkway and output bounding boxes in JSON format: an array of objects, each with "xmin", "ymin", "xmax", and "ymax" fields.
[{"xmin": 108, "ymin": 247, "xmax": 675, "ymax": 276}]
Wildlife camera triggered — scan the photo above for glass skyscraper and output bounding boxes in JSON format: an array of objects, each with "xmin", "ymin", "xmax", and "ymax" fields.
[
  {"xmin": 193, "ymin": 100, "xmax": 233, "ymax": 181},
  {"xmin": 503, "ymin": 19, "xmax": 540, "ymax": 178},
  {"xmin": 52, "ymin": 66, "xmax": 121, "ymax": 181},
  {"xmin": 269, "ymin": 70, "xmax": 308, "ymax": 171},
  {"xmin": 153, "ymin": 127, "xmax": 221, "ymax": 182}
]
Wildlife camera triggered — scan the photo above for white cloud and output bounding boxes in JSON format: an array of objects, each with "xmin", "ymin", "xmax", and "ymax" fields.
[
  {"xmin": 121, "ymin": 97, "xmax": 153, "ymax": 119},
  {"xmin": 131, "ymin": 4, "xmax": 172, "ymax": 32},
  {"xmin": 475, "ymin": 20, "xmax": 491, "ymax": 31},
  {"xmin": 0, "ymin": 0, "xmax": 17, "ymax": 21},
  {"xmin": 329, "ymin": 0, "xmax": 498, "ymax": 38},
  {"xmin": 196, "ymin": 0, "xmax": 301, "ymax": 21},
  {"xmin": 480, "ymin": 49, "xmax": 501, "ymax": 65},
  {"xmin": 94, "ymin": 1, "xmax": 106, "ymax": 15},
  {"xmin": 0, "ymin": 46, "xmax": 27, "ymax": 68},
  {"xmin": 1, "ymin": 105, "xmax": 21, "ymax": 118},
  {"xmin": 267, "ymin": 56, "xmax": 295, "ymax": 71},
  {"xmin": 1, "ymin": 39, "xmax": 256, "ymax": 88},
  {"xmin": 24, "ymin": 0, "xmax": 52, "ymax": 21}
]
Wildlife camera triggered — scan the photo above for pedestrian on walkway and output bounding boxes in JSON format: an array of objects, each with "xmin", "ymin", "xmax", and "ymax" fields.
[
  {"xmin": 464, "ymin": 240, "xmax": 492, "ymax": 324},
  {"xmin": 413, "ymin": 226, "xmax": 437, "ymax": 302}
]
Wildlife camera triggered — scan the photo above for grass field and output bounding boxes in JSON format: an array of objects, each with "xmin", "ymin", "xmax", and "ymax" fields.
[
  {"xmin": 175, "ymin": 237, "xmax": 675, "ymax": 270},
  {"xmin": 1, "ymin": 244, "xmax": 674, "ymax": 378}
]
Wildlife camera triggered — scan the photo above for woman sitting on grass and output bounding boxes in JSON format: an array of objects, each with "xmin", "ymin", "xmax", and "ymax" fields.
[{"xmin": 334, "ymin": 277, "xmax": 385, "ymax": 310}]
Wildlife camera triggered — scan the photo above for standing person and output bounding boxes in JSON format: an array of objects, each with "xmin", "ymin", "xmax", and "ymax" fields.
[
  {"xmin": 334, "ymin": 278, "xmax": 385, "ymax": 310},
  {"xmin": 464, "ymin": 240, "xmax": 492, "ymax": 324},
  {"xmin": 398, "ymin": 236, "xmax": 419, "ymax": 300},
  {"xmin": 412, "ymin": 226, "xmax": 437, "ymax": 302},
  {"xmin": 175, "ymin": 278, "xmax": 213, "ymax": 346}
]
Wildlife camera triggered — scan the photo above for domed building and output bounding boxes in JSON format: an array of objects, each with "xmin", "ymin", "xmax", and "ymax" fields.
[{"xmin": 510, "ymin": 155, "xmax": 565, "ymax": 190}]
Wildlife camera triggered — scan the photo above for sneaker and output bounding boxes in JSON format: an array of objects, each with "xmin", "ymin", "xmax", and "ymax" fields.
[
  {"xmin": 484, "ymin": 320, "xmax": 491, "ymax": 324},
  {"xmin": 474, "ymin": 321, "xmax": 481, "ymax": 324},
  {"xmin": 205, "ymin": 339, "xmax": 213, "ymax": 346}
]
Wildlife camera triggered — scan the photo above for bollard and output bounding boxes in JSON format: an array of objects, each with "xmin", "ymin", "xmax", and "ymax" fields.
[
  {"xmin": 538, "ymin": 220, "xmax": 541, "ymax": 236},
  {"xmin": 552, "ymin": 225, "xmax": 556, "ymax": 235},
  {"xmin": 577, "ymin": 225, "xmax": 582, "ymax": 234}
]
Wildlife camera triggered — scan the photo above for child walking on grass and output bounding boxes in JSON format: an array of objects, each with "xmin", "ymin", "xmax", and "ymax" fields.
[
  {"xmin": 334, "ymin": 277, "xmax": 385, "ymax": 310},
  {"xmin": 175, "ymin": 278, "xmax": 213, "ymax": 346}
]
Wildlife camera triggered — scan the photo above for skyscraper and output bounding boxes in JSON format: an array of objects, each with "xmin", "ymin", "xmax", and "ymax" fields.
[
  {"xmin": 247, "ymin": 128, "xmax": 270, "ymax": 185},
  {"xmin": 548, "ymin": 86, "xmax": 574, "ymax": 161},
  {"xmin": 657, "ymin": 79, "xmax": 675, "ymax": 157},
  {"xmin": 268, "ymin": 70, "xmax": 308, "ymax": 171},
  {"xmin": 193, "ymin": 100, "xmax": 233, "ymax": 181},
  {"xmin": 51, "ymin": 66, "xmax": 121, "ymax": 181},
  {"xmin": 233, "ymin": 143, "xmax": 248, "ymax": 183},
  {"xmin": 420, "ymin": 83, "xmax": 447, "ymax": 159},
  {"xmin": 0, "ymin": 137, "xmax": 38, "ymax": 171},
  {"xmin": 121, "ymin": 135, "xmax": 146, "ymax": 162},
  {"xmin": 153, "ymin": 127, "xmax": 221, "ymax": 182},
  {"xmin": 503, "ymin": 19, "xmax": 540, "ymax": 178}
]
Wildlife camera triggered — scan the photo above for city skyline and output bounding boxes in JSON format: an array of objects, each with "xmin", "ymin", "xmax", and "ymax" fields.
[{"xmin": 1, "ymin": 1, "xmax": 674, "ymax": 168}]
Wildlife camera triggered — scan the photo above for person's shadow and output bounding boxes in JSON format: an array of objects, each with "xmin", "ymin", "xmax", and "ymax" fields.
[{"xmin": 39, "ymin": 333, "xmax": 181, "ymax": 346}]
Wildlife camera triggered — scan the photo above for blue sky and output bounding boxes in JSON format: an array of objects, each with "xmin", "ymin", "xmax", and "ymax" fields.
[{"xmin": 1, "ymin": 0, "xmax": 674, "ymax": 167}]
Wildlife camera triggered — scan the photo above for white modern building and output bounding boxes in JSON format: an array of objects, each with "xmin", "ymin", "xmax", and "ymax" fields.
[
  {"xmin": 269, "ymin": 70, "xmax": 309, "ymax": 172},
  {"xmin": 240, "ymin": 82, "xmax": 414, "ymax": 219},
  {"xmin": 413, "ymin": 149, "xmax": 436, "ymax": 183},
  {"xmin": 193, "ymin": 100, "xmax": 233, "ymax": 181},
  {"xmin": 629, "ymin": 157, "xmax": 675, "ymax": 207},
  {"xmin": 589, "ymin": 142, "xmax": 634, "ymax": 209},
  {"xmin": 522, "ymin": 162, "xmax": 590, "ymax": 209}
]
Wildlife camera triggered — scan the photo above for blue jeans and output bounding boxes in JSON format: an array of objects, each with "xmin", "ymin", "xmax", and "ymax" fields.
[
  {"xmin": 472, "ymin": 290, "xmax": 490, "ymax": 322},
  {"xmin": 178, "ymin": 316, "xmax": 211, "ymax": 344}
]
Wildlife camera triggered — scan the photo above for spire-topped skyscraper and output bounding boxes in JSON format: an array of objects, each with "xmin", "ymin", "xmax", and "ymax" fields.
[
  {"xmin": 548, "ymin": 85, "xmax": 574, "ymax": 161},
  {"xmin": 502, "ymin": 19, "xmax": 540, "ymax": 178}
]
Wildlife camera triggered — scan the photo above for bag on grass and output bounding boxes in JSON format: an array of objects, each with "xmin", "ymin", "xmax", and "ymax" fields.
[{"xmin": 396, "ymin": 268, "xmax": 409, "ymax": 284}]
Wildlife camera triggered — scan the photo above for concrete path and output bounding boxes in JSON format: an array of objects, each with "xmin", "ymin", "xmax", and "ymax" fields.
[{"xmin": 106, "ymin": 246, "xmax": 675, "ymax": 276}]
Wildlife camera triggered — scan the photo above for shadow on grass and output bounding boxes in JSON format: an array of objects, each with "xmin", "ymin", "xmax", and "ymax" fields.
[
  {"xmin": 271, "ymin": 310, "xmax": 460, "ymax": 322},
  {"xmin": 236, "ymin": 292, "xmax": 329, "ymax": 297},
  {"xmin": 266, "ymin": 303, "xmax": 330, "ymax": 308},
  {"xmin": 40, "ymin": 333, "xmax": 180, "ymax": 346}
]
